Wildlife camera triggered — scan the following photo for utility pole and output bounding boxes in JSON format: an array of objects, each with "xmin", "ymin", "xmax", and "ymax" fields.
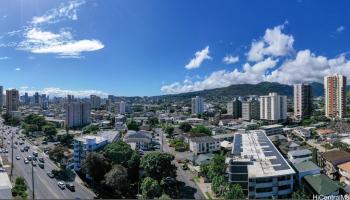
[{"xmin": 32, "ymin": 161, "xmax": 35, "ymax": 200}]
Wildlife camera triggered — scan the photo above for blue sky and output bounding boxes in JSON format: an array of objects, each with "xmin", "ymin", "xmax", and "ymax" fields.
[{"xmin": 0, "ymin": 0, "xmax": 350, "ymax": 97}]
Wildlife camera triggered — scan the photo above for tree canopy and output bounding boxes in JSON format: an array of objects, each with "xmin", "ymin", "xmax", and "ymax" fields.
[
  {"xmin": 141, "ymin": 177, "xmax": 162, "ymax": 199},
  {"xmin": 140, "ymin": 152, "xmax": 176, "ymax": 181}
]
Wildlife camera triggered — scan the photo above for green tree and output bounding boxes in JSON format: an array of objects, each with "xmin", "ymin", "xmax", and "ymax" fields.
[
  {"xmin": 104, "ymin": 141, "xmax": 134, "ymax": 166},
  {"xmin": 57, "ymin": 133, "xmax": 74, "ymax": 147},
  {"xmin": 12, "ymin": 177, "xmax": 28, "ymax": 199},
  {"xmin": 140, "ymin": 152, "xmax": 176, "ymax": 181},
  {"xmin": 292, "ymin": 190, "xmax": 309, "ymax": 199},
  {"xmin": 48, "ymin": 145, "xmax": 69, "ymax": 163},
  {"xmin": 190, "ymin": 125, "xmax": 211, "ymax": 135},
  {"xmin": 141, "ymin": 177, "xmax": 162, "ymax": 199},
  {"xmin": 164, "ymin": 126, "xmax": 174, "ymax": 138},
  {"xmin": 42, "ymin": 124, "xmax": 57, "ymax": 138},
  {"xmin": 158, "ymin": 193, "xmax": 171, "ymax": 200},
  {"xmin": 103, "ymin": 165, "xmax": 129, "ymax": 198},
  {"xmin": 149, "ymin": 117, "xmax": 159, "ymax": 127},
  {"xmin": 82, "ymin": 124, "xmax": 100, "ymax": 134},
  {"xmin": 211, "ymin": 175, "xmax": 227, "ymax": 196},
  {"xmin": 127, "ymin": 120, "xmax": 140, "ymax": 131},
  {"xmin": 207, "ymin": 154, "xmax": 226, "ymax": 180},
  {"xmin": 224, "ymin": 184, "xmax": 245, "ymax": 199},
  {"xmin": 127, "ymin": 151, "xmax": 141, "ymax": 182},
  {"xmin": 81, "ymin": 152, "xmax": 111, "ymax": 183},
  {"xmin": 179, "ymin": 122, "xmax": 192, "ymax": 132}
]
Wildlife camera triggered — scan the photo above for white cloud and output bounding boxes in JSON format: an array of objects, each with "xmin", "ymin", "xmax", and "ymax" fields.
[
  {"xmin": 222, "ymin": 55, "xmax": 239, "ymax": 64},
  {"xmin": 336, "ymin": 26, "xmax": 345, "ymax": 33},
  {"xmin": 247, "ymin": 24, "xmax": 294, "ymax": 62},
  {"xmin": 161, "ymin": 58, "xmax": 277, "ymax": 94},
  {"xmin": 15, "ymin": 67, "xmax": 21, "ymax": 71},
  {"xmin": 19, "ymin": 87, "xmax": 108, "ymax": 98},
  {"xmin": 0, "ymin": 56, "xmax": 9, "ymax": 60},
  {"xmin": 31, "ymin": 0, "xmax": 85, "ymax": 25},
  {"xmin": 185, "ymin": 46, "xmax": 211, "ymax": 69}
]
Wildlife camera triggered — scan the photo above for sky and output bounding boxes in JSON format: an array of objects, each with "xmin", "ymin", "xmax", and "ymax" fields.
[{"xmin": 1, "ymin": 0, "xmax": 350, "ymax": 97}]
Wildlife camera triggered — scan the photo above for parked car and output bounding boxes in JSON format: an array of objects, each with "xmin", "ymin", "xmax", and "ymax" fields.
[
  {"xmin": 38, "ymin": 162, "xmax": 44, "ymax": 169},
  {"xmin": 65, "ymin": 182, "xmax": 75, "ymax": 192},
  {"xmin": 38, "ymin": 157, "xmax": 45, "ymax": 163},
  {"xmin": 32, "ymin": 161, "xmax": 37, "ymax": 166},
  {"xmin": 47, "ymin": 172, "xmax": 54, "ymax": 178},
  {"xmin": 15, "ymin": 156, "xmax": 20, "ymax": 160},
  {"xmin": 57, "ymin": 181, "xmax": 65, "ymax": 190},
  {"xmin": 24, "ymin": 159, "xmax": 29, "ymax": 164}
]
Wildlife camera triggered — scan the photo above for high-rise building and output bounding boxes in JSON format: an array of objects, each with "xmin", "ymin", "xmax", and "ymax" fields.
[
  {"xmin": 24, "ymin": 92, "xmax": 29, "ymax": 105},
  {"xmin": 65, "ymin": 102, "xmax": 91, "ymax": 128},
  {"xmin": 260, "ymin": 92, "xmax": 287, "ymax": 123},
  {"xmin": 294, "ymin": 84, "xmax": 312, "ymax": 120},
  {"xmin": 324, "ymin": 74, "xmax": 347, "ymax": 118},
  {"xmin": 191, "ymin": 96, "xmax": 204, "ymax": 115},
  {"xmin": 115, "ymin": 101, "xmax": 126, "ymax": 114},
  {"xmin": 0, "ymin": 86, "xmax": 3, "ymax": 107},
  {"xmin": 227, "ymin": 98, "xmax": 242, "ymax": 119},
  {"xmin": 6, "ymin": 89, "xmax": 19, "ymax": 114},
  {"xmin": 67, "ymin": 94, "xmax": 75, "ymax": 102},
  {"xmin": 242, "ymin": 98, "xmax": 260, "ymax": 121},
  {"xmin": 90, "ymin": 95, "xmax": 101, "ymax": 109},
  {"xmin": 33, "ymin": 92, "xmax": 40, "ymax": 105}
]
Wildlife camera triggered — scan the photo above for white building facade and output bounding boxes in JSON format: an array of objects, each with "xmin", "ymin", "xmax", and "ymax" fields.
[{"xmin": 260, "ymin": 93, "xmax": 287, "ymax": 123}]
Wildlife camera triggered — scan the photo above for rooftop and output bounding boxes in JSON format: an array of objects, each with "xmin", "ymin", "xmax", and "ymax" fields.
[
  {"xmin": 190, "ymin": 136, "xmax": 218, "ymax": 143},
  {"xmin": 321, "ymin": 150, "xmax": 350, "ymax": 164},
  {"xmin": 293, "ymin": 161, "xmax": 320, "ymax": 172},
  {"xmin": 231, "ymin": 130, "xmax": 295, "ymax": 178},
  {"xmin": 0, "ymin": 172, "xmax": 12, "ymax": 199},
  {"xmin": 337, "ymin": 161, "xmax": 350, "ymax": 172},
  {"xmin": 260, "ymin": 124, "xmax": 284, "ymax": 129},
  {"xmin": 304, "ymin": 174, "xmax": 339, "ymax": 196}
]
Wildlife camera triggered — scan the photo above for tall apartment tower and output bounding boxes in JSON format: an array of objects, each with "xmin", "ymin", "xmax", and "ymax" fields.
[
  {"xmin": 0, "ymin": 86, "xmax": 3, "ymax": 107},
  {"xmin": 260, "ymin": 93, "xmax": 287, "ymax": 123},
  {"xmin": 90, "ymin": 95, "xmax": 101, "ymax": 109},
  {"xmin": 242, "ymin": 98, "xmax": 260, "ymax": 121},
  {"xmin": 324, "ymin": 74, "xmax": 347, "ymax": 118},
  {"xmin": 227, "ymin": 98, "xmax": 242, "ymax": 118},
  {"xmin": 65, "ymin": 102, "xmax": 91, "ymax": 129},
  {"xmin": 116, "ymin": 101, "xmax": 126, "ymax": 114},
  {"xmin": 6, "ymin": 89, "xmax": 19, "ymax": 114},
  {"xmin": 293, "ymin": 84, "xmax": 312, "ymax": 120},
  {"xmin": 191, "ymin": 96, "xmax": 204, "ymax": 115}
]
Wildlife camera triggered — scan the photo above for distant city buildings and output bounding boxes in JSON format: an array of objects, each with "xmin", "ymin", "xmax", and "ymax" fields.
[
  {"xmin": 242, "ymin": 98, "xmax": 260, "ymax": 121},
  {"xmin": 227, "ymin": 98, "xmax": 242, "ymax": 119},
  {"xmin": 324, "ymin": 74, "xmax": 346, "ymax": 119},
  {"xmin": 0, "ymin": 86, "xmax": 3, "ymax": 107},
  {"xmin": 90, "ymin": 95, "xmax": 101, "ymax": 109},
  {"xmin": 6, "ymin": 89, "xmax": 19, "ymax": 114},
  {"xmin": 191, "ymin": 96, "xmax": 204, "ymax": 115},
  {"xmin": 293, "ymin": 84, "xmax": 312, "ymax": 120},
  {"xmin": 65, "ymin": 102, "xmax": 91, "ymax": 129},
  {"xmin": 260, "ymin": 92, "xmax": 287, "ymax": 123}
]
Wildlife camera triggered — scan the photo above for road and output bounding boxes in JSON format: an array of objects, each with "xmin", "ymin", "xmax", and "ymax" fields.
[
  {"xmin": 0, "ymin": 122, "xmax": 95, "ymax": 199},
  {"xmin": 157, "ymin": 128, "xmax": 205, "ymax": 199}
]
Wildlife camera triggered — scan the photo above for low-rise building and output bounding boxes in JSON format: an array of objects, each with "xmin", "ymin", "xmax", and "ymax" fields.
[
  {"xmin": 292, "ymin": 127, "xmax": 311, "ymax": 139},
  {"xmin": 293, "ymin": 161, "xmax": 320, "ymax": 189},
  {"xmin": 123, "ymin": 130, "xmax": 152, "ymax": 150},
  {"xmin": 189, "ymin": 136, "xmax": 220, "ymax": 155},
  {"xmin": 229, "ymin": 130, "xmax": 295, "ymax": 199},
  {"xmin": 303, "ymin": 174, "xmax": 339, "ymax": 196},
  {"xmin": 260, "ymin": 124, "xmax": 284, "ymax": 136},
  {"xmin": 318, "ymin": 150, "xmax": 350, "ymax": 180},
  {"xmin": 287, "ymin": 149, "xmax": 312, "ymax": 164},
  {"xmin": 73, "ymin": 131, "xmax": 119, "ymax": 171},
  {"xmin": 337, "ymin": 162, "xmax": 350, "ymax": 185}
]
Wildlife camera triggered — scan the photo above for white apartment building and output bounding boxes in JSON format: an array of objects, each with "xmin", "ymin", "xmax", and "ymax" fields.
[
  {"xmin": 229, "ymin": 131, "xmax": 295, "ymax": 199},
  {"xmin": 260, "ymin": 93, "xmax": 287, "ymax": 123},
  {"xmin": 191, "ymin": 96, "xmax": 204, "ymax": 115},
  {"xmin": 65, "ymin": 102, "xmax": 91, "ymax": 128},
  {"xmin": 324, "ymin": 74, "xmax": 347, "ymax": 119},
  {"xmin": 189, "ymin": 136, "xmax": 220, "ymax": 155},
  {"xmin": 116, "ymin": 101, "xmax": 126, "ymax": 114},
  {"xmin": 242, "ymin": 99, "xmax": 260, "ymax": 121}
]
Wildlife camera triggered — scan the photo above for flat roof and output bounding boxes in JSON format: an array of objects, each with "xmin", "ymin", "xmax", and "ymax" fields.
[
  {"xmin": 231, "ymin": 130, "xmax": 295, "ymax": 178},
  {"xmin": 0, "ymin": 172, "xmax": 12, "ymax": 199},
  {"xmin": 294, "ymin": 161, "xmax": 320, "ymax": 172},
  {"xmin": 338, "ymin": 161, "xmax": 350, "ymax": 172},
  {"xmin": 260, "ymin": 124, "xmax": 284, "ymax": 129}
]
